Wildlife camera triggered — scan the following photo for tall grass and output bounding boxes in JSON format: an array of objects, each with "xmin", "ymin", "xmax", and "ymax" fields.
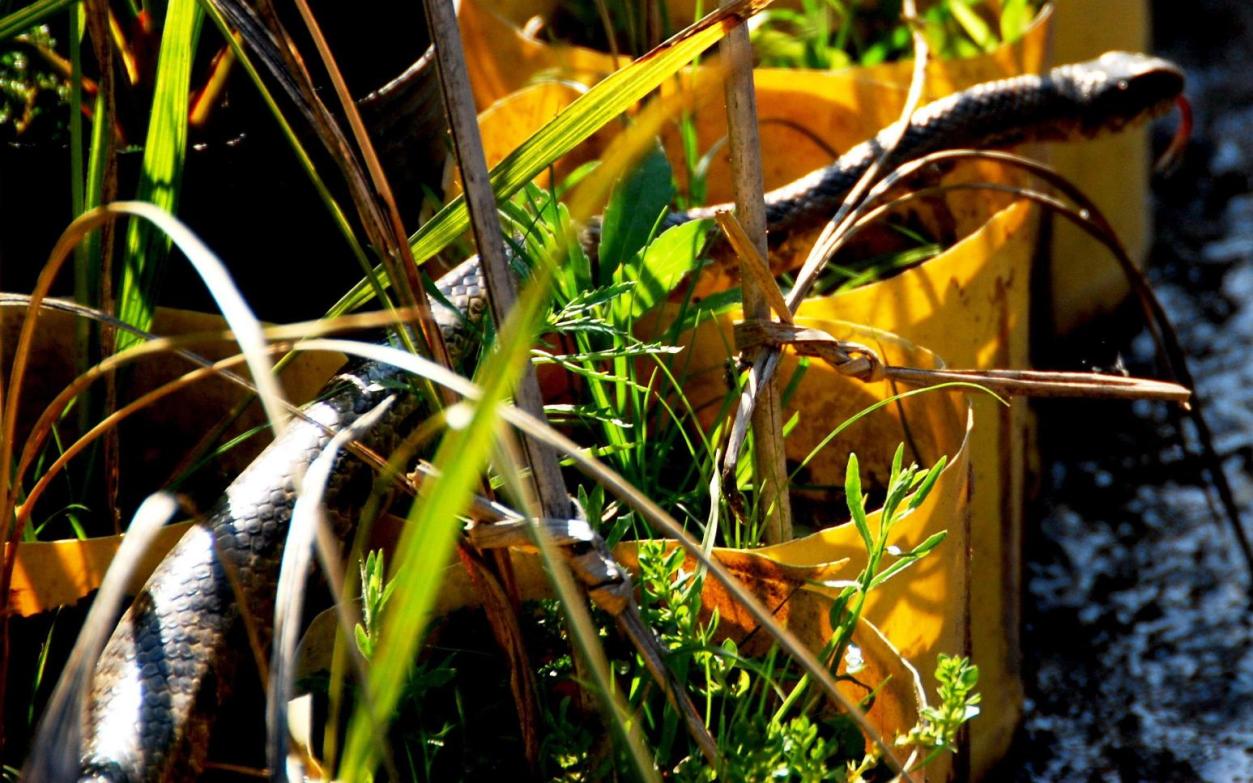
[{"xmin": 0, "ymin": 0, "xmax": 983, "ymax": 779}]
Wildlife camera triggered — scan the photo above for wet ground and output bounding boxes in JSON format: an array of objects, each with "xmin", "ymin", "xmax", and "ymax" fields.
[{"xmin": 1005, "ymin": 4, "xmax": 1253, "ymax": 781}]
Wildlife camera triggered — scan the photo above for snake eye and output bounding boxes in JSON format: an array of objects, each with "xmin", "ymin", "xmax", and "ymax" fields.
[{"xmin": 1117, "ymin": 79, "xmax": 1129, "ymax": 91}]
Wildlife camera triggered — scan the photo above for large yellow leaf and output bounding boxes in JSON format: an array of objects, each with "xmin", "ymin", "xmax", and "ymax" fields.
[
  {"xmin": 2, "ymin": 304, "xmax": 344, "ymax": 615},
  {"xmin": 5, "ymin": 522, "xmax": 193, "ymax": 617}
]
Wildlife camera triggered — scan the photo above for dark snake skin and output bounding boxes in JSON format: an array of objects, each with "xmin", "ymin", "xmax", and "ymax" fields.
[{"xmin": 73, "ymin": 52, "xmax": 1183, "ymax": 782}]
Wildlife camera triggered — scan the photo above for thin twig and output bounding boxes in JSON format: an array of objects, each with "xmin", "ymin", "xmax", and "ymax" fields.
[
  {"xmin": 717, "ymin": 0, "xmax": 792, "ymax": 543},
  {"xmin": 287, "ymin": 0, "xmax": 455, "ymax": 383},
  {"xmin": 735, "ymin": 319, "xmax": 1192, "ymax": 402},
  {"xmin": 421, "ymin": 0, "xmax": 570, "ymax": 520},
  {"xmin": 718, "ymin": 0, "xmax": 930, "ymax": 494}
]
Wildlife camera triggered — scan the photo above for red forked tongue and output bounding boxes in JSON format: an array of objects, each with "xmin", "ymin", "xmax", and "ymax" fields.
[{"xmin": 1155, "ymin": 95, "xmax": 1193, "ymax": 174}]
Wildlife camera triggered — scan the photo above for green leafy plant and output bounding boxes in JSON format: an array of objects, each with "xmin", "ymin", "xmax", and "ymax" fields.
[
  {"xmin": 0, "ymin": 0, "xmax": 992, "ymax": 778},
  {"xmin": 773, "ymin": 444, "xmax": 947, "ymax": 723},
  {"xmin": 354, "ymin": 549, "xmax": 392, "ymax": 660},
  {"xmin": 752, "ymin": 0, "xmax": 1046, "ymax": 69},
  {"xmin": 899, "ymin": 653, "xmax": 981, "ymax": 764}
]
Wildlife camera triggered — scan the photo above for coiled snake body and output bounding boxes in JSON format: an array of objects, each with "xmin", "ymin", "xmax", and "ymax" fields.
[{"xmin": 68, "ymin": 52, "xmax": 1182, "ymax": 782}]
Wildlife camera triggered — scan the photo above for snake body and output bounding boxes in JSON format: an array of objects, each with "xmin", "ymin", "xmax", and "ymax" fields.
[{"xmin": 69, "ymin": 52, "xmax": 1182, "ymax": 782}]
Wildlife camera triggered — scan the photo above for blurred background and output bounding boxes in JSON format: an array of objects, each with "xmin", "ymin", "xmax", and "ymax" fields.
[{"xmin": 1008, "ymin": 2, "xmax": 1253, "ymax": 779}]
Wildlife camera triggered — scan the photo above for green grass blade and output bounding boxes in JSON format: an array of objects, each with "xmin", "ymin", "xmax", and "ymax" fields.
[
  {"xmin": 195, "ymin": 0, "xmax": 383, "ymax": 301},
  {"xmin": 0, "ymin": 0, "xmax": 74, "ymax": 42},
  {"xmin": 79, "ymin": 90, "xmax": 109, "ymax": 303},
  {"xmin": 948, "ymin": 0, "xmax": 996, "ymax": 52},
  {"xmin": 612, "ymin": 218, "xmax": 709, "ymax": 324},
  {"xmin": 67, "ymin": 2, "xmax": 83, "ymax": 221},
  {"xmin": 327, "ymin": 0, "xmax": 764, "ymax": 317},
  {"xmin": 790, "ymin": 381, "xmax": 1006, "ymax": 481},
  {"xmin": 337, "ymin": 270, "xmax": 552, "ymax": 781},
  {"xmin": 114, "ymin": 0, "xmax": 201, "ymax": 351},
  {"xmin": 69, "ymin": 1, "xmax": 87, "ymax": 356}
]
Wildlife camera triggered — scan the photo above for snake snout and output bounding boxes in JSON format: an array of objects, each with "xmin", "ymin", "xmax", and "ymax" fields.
[{"xmin": 1085, "ymin": 51, "xmax": 1186, "ymax": 133}]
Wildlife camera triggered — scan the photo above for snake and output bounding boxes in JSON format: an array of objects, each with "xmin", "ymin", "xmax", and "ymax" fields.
[{"xmin": 59, "ymin": 51, "xmax": 1182, "ymax": 782}]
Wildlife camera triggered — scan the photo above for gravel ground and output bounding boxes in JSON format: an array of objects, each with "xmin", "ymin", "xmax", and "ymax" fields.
[{"xmin": 1005, "ymin": 5, "xmax": 1253, "ymax": 781}]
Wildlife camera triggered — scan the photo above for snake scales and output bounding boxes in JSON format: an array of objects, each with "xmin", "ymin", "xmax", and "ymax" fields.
[{"xmin": 52, "ymin": 52, "xmax": 1183, "ymax": 782}]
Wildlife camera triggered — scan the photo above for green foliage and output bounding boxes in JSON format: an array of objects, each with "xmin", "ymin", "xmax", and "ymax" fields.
[
  {"xmin": 711, "ymin": 715, "xmax": 860, "ymax": 783},
  {"xmin": 829, "ymin": 445, "xmax": 948, "ymax": 647},
  {"xmin": 752, "ymin": 0, "xmax": 1046, "ymax": 70},
  {"xmin": 899, "ymin": 654, "xmax": 981, "ymax": 759},
  {"xmin": 337, "ymin": 551, "xmax": 461, "ymax": 782},
  {"xmin": 115, "ymin": 0, "xmax": 201, "ymax": 350},
  {"xmin": 635, "ymin": 541, "xmax": 709, "ymax": 652},
  {"xmin": 518, "ymin": 150, "xmax": 720, "ymax": 541},
  {"xmin": 598, "ymin": 143, "xmax": 676, "ymax": 283},
  {"xmin": 354, "ymin": 550, "xmax": 392, "ymax": 660},
  {"xmin": 774, "ymin": 444, "xmax": 947, "ymax": 722},
  {"xmin": 0, "ymin": 25, "xmax": 66, "ymax": 139}
]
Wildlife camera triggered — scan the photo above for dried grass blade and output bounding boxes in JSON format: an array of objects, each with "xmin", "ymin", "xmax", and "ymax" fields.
[
  {"xmin": 329, "ymin": 0, "xmax": 770, "ymax": 316},
  {"xmin": 21, "ymin": 493, "xmax": 179, "ymax": 783},
  {"xmin": 716, "ymin": 0, "xmax": 792, "ymax": 543}
]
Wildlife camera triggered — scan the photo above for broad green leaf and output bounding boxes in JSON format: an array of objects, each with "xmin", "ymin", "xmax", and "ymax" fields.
[
  {"xmin": 598, "ymin": 142, "xmax": 675, "ymax": 280},
  {"xmin": 612, "ymin": 218, "xmax": 709, "ymax": 323},
  {"xmin": 115, "ymin": 0, "xmax": 201, "ymax": 350},
  {"xmin": 844, "ymin": 453, "xmax": 871, "ymax": 550},
  {"xmin": 907, "ymin": 455, "xmax": 948, "ymax": 511},
  {"xmin": 328, "ymin": 0, "xmax": 763, "ymax": 317},
  {"xmin": 949, "ymin": 0, "xmax": 995, "ymax": 52},
  {"xmin": 999, "ymin": 0, "xmax": 1033, "ymax": 42}
]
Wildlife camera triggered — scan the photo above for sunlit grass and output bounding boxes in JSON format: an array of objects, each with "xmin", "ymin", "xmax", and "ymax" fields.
[{"xmin": 0, "ymin": 0, "xmax": 1008, "ymax": 779}]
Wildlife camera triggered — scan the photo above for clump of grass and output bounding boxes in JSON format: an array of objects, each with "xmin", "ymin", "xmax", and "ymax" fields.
[
  {"xmin": 2, "ymin": 1, "xmax": 983, "ymax": 779},
  {"xmin": 336, "ymin": 436, "xmax": 966, "ymax": 779}
]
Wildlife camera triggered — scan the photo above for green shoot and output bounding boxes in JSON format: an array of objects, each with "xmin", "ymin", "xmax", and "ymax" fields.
[
  {"xmin": 898, "ymin": 654, "xmax": 981, "ymax": 767},
  {"xmin": 775, "ymin": 444, "xmax": 947, "ymax": 722}
]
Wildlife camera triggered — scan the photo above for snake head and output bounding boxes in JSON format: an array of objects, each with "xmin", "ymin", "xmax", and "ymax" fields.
[{"xmin": 1065, "ymin": 51, "xmax": 1186, "ymax": 137}]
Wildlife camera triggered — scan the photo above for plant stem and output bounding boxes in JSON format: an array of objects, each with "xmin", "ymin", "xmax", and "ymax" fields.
[
  {"xmin": 718, "ymin": 0, "xmax": 792, "ymax": 543},
  {"xmin": 422, "ymin": 0, "xmax": 570, "ymax": 520}
]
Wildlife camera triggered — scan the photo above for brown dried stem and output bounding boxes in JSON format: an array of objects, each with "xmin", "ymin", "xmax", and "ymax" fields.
[{"xmin": 717, "ymin": 0, "xmax": 792, "ymax": 543}]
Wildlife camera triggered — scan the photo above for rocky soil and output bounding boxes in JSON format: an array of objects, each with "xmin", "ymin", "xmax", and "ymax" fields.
[{"xmin": 1005, "ymin": 4, "xmax": 1253, "ymax": 780}]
